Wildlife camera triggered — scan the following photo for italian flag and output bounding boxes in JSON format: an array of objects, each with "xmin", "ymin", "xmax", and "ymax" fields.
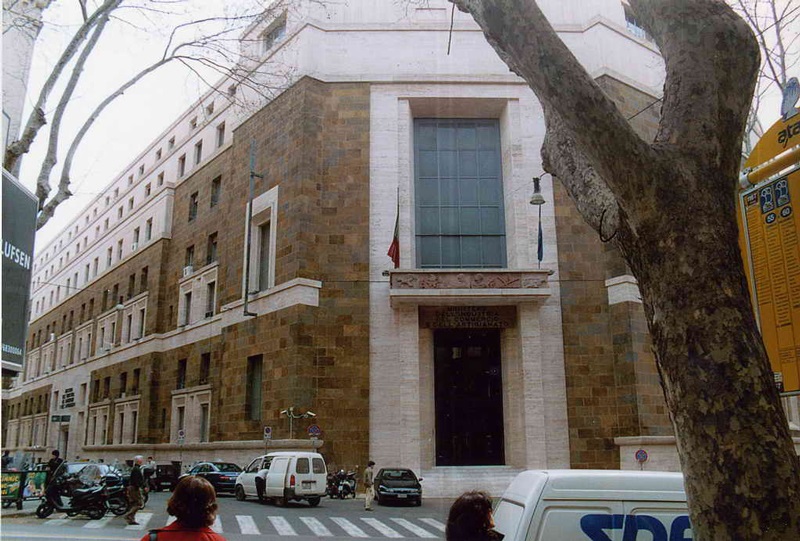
[{"xmin": 387, "ymin": 198, "xmax": 400, "ymax": 268}]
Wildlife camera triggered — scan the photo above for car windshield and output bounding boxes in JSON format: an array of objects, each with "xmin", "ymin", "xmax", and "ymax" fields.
[
  {"xmin": 382, "ymin": 470, "xmax": 416, "ymax": 481},
  {"xmin": 214, "ymin": 463, "xmax": 241, "ymax": 472}
]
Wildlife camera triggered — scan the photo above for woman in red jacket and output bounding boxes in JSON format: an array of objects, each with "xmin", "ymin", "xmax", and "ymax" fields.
[{"xmin": 142, "ymin": 476, "xmax": 226, "ymax": 541}]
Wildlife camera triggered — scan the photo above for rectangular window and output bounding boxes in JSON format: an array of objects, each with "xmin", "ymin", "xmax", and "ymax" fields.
[
  {"xmin": 194, "ymin": 140, "xmax": 203, "ymax": 165},
  {"xmin": 182, "ymin": 291, "xmax": 192, "ymax": 325},
  {"xmin": 190, "ymin": 117, "xmax": 197, "ymax": 130},
  {"xmin": 145, "ymin": 183, "xmax": 151, "ymax": 197},
  {"xmin": 178, "ymin": 154, "xmax": 186, "ymax": 177},
  {"xmin": 185, "ymin": 245, "xmax": 195, "ymax": 268},
  {"xmin": 206, "ymin": 232, "xmax": 218, "ymax": 264},
  {"xmin": 177, "ymin": 359, "xmax": 186, "ymax": 390},
  {"xmin": 145, "ymin": 218, "xmax": 153, "ymax": 241},
  {"xmin": 119, "ymin": 372, "xmax": 127, "ymax": 397},
  {"xmin": 210, "ymin": 176, "xmax": 221, "ymax": 207},
  {"xmin": 140, "ymin": 266, "xmax": 149, "ymax": 293},
  {"xmin": 414, "ymin": 119, "xmax": 507, "ymax": 269},
  {"xmin": 117, "ymin": 239, "xmax": 123, "ymax": 261},
  {"xmin": 128, "ymin": 197, "xmax": 134, "ymax": 210},
  {"xmin": 107, "ymin": 247, "xmax": 113, "ymax": 267},
  {"xmin": 103, "ymin": 376, "xmax": 110, "ymax": 399},
  {"xmin": 128, "ymin": 174, "xmax": 134, "ymax": 185},
  {"xmin": 131, "ymin": 410, "xmax": 138, "ymax": 443},
  {"xmin": 138, "ymin": 308, "xmax": 145, "ymax": 338},
  {"xmin": 177, "ymin": 406, "xmax": 185, "ymax": 432},
  {"xmin": 138, "ymin": 164, "xmax": 144, "ymax": 177},
  {"xmin": 104, "ymin": 217, "xmax": 109, "ymax": 231},
  {"xmin": 93, "ymin": 258, "xmax": 98, "ymax": 277},
  {"xmin": 188, "ymin": 192, "xmax": 198, "ymax": 221},
  {"xmin": 132, "ymin": 368, "xmax": 141, "ymax": 395},
  {"xmin": 168, "ymin": 136, "xmax": 175, "ymax": 150},
  {"xmin": 216, "ymin": 123, "xmax": 225, "ymax": 148},
  {"xmin": 128, "ymin": 273, "xmax": 135, "ymax": 299},
  {"xmin": 126, "ymin": 313, "xmax": 133, "ymax": 342},
  {"xmin": 246, "ymin": 354, "xmax": 263, "ymax": 420},
  {"xmin": 259, "ymin": 222, "xmax": 271, "ymax": 290},
  {"xmin": 199, "ymin": 353, "xmax": 210, "ymax": 385},
  {"xmin": 262, "ymin": 18, "xmax": 286, "ymax": 52},
  {"xmin": 118, "ymin": 206, "xmax": 123, "ymax": 219},
  {"xmin": 205, "ymin": 102, "xmax": 214, "ymax": 115},
  {"xmin": 157, "ymin": 172, "xmax": 164, "ymax": 186},
  {"xmin": 133, "ymin": 227, "xmax": 140, "ymax": 246},
  {"xmin": 155, "ymin": 148, "xmax": 162, "ymax": 161},
  {"xmin": 206, "ymin": 281, "xmax": 216, "ymax": 317},
  {"xmin": 84, "ymin": 263, "xmax": 90, "ymax": 282},
  {"xmin": 200, "ymin": 404, "xmax": 209, "ymax": 442}
]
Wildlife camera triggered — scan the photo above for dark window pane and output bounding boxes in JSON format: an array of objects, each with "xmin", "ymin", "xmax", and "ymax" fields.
[
  {"xmin": 459, "ymin": 150, "xmax": 477, "ymax": 176},
  {"xmin": 460, "ymin": 207, "xmax": 481, "ymax": 235},
  {"xmin": 461, "ymin": 236, "xmax": 482, "ymax": 266},
  {"xmin": 459, "ymin": 178, "xmax": 479, "ymax": 205},
  {"xmin": 418, "ymin": 178, "xmax": 439, "ymax": 205},
  {"xmin": 441, "ymin": 208, "xmax": 460, "ymax": 235},
  {"xmin": 482, "ymin": 237, "xmax": 505, "ymax": 266},
  {"xmin": 481, "ymin": 207, "xmax": 504, "ymax": 235},
  {"xmin": 457, "ymin": 125, "xmax": 477, "ymax": 149},
  {"xmin": 440, "ymin": 236, "xmax": 461, "ymax": 266},
  {"xmin": 439, "ymin": 151, "xmax": 458, "ymax": 177},
  {"xmin": 418, "ymin": 151, "xmax": 438, "ymax": 177},
  {"xmin": 419, "ymin": 208, "xmax": 441, "ymax": 235},
  {"xmin": 440, "ymin": 179, "xmax": 459, "ymax": 205},
  {"xmin": 420, "ymin": 237, "xmax": 441, "ymax": 267},
  {"xmin": 438, "ymin": 126, "xmax": 457, "ymax": 149},
  {"xmin": 479, "ymin": 150, "xmax": 500, "ymax": 177},
  {"xmin": 417, "ymin": 125, "xmax": 437, "ymax": 149}
]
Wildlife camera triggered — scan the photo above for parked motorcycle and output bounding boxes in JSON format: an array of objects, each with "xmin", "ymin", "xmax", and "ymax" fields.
[
  {"xmin": 35, "ymin": 473, "xmax": 107, "ymax": 520},
  {"xmin": 336, "ymin": 470, "xmax": 357, "ymax": 499},
  {"xmin": 104, "ymin": 482, "xmax": 130, "ymax": 516}
]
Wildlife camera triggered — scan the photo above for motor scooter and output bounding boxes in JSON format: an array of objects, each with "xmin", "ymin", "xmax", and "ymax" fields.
[
  {"xmin": 337, "ymin": 470, "xmax": 358, "ymax": 499},
  {"xmin": 35, "ymin": 473, "xmax": 107, "ymax": 520}
]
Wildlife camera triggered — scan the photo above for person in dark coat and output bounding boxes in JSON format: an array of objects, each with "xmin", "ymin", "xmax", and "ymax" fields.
[
  {"xmin": 446, "ymin": 491, "xmax": 505, "ymax": 541},
  {"xmin": 46, "ymin": 450, "xmax": 64, "ymax": 485},
  {"xmin": 125, "ymin": 455, "xmax": 146, "ymax": 525}
]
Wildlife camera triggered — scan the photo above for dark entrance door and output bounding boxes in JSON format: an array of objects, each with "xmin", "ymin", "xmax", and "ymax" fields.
[{"xmin": 434, "ymin": 329, "xmax": 505, "ymax": 466}]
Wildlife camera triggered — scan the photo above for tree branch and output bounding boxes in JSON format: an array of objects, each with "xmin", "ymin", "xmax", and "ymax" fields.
[
  {"xmin": 34, "ymin": 8, "xmax": 113, "ymax": 209},
  {"xmin": 630, "ymin": 0, "xmax": 759, "ymax": 175},
  {"xmin": 4, "ymin": 0, "xmax": 123, "ymax": 173}
]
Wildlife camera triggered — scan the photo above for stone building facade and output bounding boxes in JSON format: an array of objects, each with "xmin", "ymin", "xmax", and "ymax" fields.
[{"xmin": 2, "ymin": 0, "xmax": 704, "ymax": 495}]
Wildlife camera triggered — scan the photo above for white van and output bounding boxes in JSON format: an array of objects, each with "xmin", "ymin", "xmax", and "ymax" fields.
[
  {"xmin": 234, "ymin": 451, "xmax": 327, "ymax": 507},
  {"xmin": 493, "ymin": 470, "xmax": 692, "ymax": 541}
]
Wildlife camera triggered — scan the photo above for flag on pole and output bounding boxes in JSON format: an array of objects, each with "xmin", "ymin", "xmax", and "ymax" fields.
[
  {"xmin": 537, "ymin": 206, "xmax": 544, "ymax": 268},
  {"xmin": 387, "ymin": 195, "xmax": 400, "ymax": 268}
]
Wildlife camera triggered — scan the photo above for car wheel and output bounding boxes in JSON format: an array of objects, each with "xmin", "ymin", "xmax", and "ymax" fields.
[
  {"xmin": 415, "ymin": 498, "xmax": 422, "ymax": 507},
  {"xmin": 86, "ymin": 505, "xmax": 106, "ymax": 520},
  {"xmin": 35, "ymin": 502, "xmax": 54, "ymax": 519},
  {"xmin": 307, "ymin": 497, "xmax": 321, "ymax": 507},
  {"xmin": 235, "ymin": 485, "xmax": 246, "ymax": 502}
]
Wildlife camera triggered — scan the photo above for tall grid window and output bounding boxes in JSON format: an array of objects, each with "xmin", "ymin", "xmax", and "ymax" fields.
[
  {"xmin": 414, "ymin": 119, "xmax": 506, "ymax": 268},
  {"xmin": 246, "ymin": 354, "xmax": 263, "ymax": 420}
]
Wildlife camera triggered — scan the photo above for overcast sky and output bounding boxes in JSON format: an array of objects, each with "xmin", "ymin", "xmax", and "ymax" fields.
[{"xmin": 16, "ymin": 0, "xmax": 795, "ymax": 253}]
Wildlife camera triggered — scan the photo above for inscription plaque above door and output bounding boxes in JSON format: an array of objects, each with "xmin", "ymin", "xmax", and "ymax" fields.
[{"xmin": 419, "ymin": 306, "xmax": 516, "ymax": 329}]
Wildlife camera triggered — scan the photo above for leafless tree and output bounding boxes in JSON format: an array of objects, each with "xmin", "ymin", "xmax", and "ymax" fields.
[
  {"xmin": 451, "ymin": 0, "xmax": 800, "ymax": 539},
  {"xmin": 732, "ymin": 0, "xmax": 799, "ymax": 154},
  {"xmin": 3, "ymin": 0, "xmax": 301, "ymax": 229}
]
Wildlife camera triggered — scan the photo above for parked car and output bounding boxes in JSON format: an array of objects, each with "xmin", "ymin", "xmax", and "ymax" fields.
[
  {"xmin": 235, "ymin": 452, "xmax": 327, "ymax": 506},
  {"xmin": 181, "ymin": 462, "xmax": 242, "ymax": 494},
  {"xmin": 375, "ymin": 468, "xmax": 423, "ymax": 506},
  {"xmin": 148, "ymin": 461, "xmax": 181, "ymax": 492}
]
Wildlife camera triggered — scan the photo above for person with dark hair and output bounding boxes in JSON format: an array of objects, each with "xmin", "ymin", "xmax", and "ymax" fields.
[
  {"xmin": 141, "ymin": 476, "xmax": 226, "ymax": 541},
  {"xmin": 446, "ymin": 491, "xmax": 504, "ymax": 541}
]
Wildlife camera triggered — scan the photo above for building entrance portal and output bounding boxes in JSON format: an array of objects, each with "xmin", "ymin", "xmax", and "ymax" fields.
[{"xmin": 434, "ymin": 329, "xmax": 504, "ymax": 466}]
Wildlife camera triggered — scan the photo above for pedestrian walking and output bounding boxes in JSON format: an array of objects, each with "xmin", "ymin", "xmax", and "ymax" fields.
[
  {"xmin": 1, "ymin": 450, "xmax": 12, "ymax": 470},
  {"xmin": 141, "ymin": 475, "xmax": 226, "ymax": 541},
  {"xmin": 446, "ymin": 490, "xmax": 504, "ymax": 541},
  {"xmin": 363, "ymin": 460, "xmax": 375, "ymax": 511},
  {"xmin": 125, "ymin": 455, "xmax": 146, "ymax": 525},
  {"xmin": 45, "ymin": 450, "xmax": 64, "ymax": 485}
]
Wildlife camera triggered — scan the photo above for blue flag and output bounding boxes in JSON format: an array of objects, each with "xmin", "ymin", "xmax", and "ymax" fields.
[{"xmin": 537, "ymin": 222, "xmax": 543, "ymax": 265}]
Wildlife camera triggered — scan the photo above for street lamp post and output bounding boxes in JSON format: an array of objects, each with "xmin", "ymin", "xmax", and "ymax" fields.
[
  {"xmin": 280, "ymin": 407, "xmax": 316, "ymax": 439},
  {"xmin": 530, "ymin": 176, "xmax": 547, "ymax": 269}
]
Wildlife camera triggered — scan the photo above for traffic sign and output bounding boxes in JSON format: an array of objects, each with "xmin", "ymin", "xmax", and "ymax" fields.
[
  {"xmin": 263, "ymin": 426, "xmax": 272, "ymax": 440},
  {"xmin": 50, "ymin": 415, "xmax": 70, "ymax": 423},
  {"xmin": 307, "ymin": 424, "xmax": 321, "ymax": 437},
  {"xmin": 177, "ymin": 429, "xmax": 185, "ymax": 439},
  {"xmin": 635, "ymin": 449, "xmax": 649, "ymax": 463}
]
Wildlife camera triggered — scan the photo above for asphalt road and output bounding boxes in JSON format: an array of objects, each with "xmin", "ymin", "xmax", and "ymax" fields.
[{"xmin": 1, "ymin": 491, "xmax": 454, "ymax": 541}]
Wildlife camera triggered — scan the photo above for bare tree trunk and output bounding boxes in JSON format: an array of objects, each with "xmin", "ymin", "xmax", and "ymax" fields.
[{"xmin": 452, "ymin": 0, "xmax": 800, "ymax": 538}]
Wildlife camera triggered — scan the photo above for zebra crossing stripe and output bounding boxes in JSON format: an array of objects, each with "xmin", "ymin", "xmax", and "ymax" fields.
[
  {"xmin": 212, "ymin": 516, "xmax": 223, "ymax": 533},
  {"xmin": 392, "ymin": 518, "xmax": 437, "ymax": 538},
  {"xmin": 300, "ymin": 517, "xmax": 333, "ymax": 537},
  {"xmin": 124, "ymin": 512, "xmax": 154, "ymax": 530},
  {"xmin": 236, "ymin": 515, "xmax": 261, "ymax": 535},
  {"xmin": 44, "ymin": 518, "xmax": 71, "ymax": 526},
  {"xmin": 330, "ymin": 517, "xmax": 369, "ymax": 538},
  {"xmin": 361, "ymin": 517, "xmax": 403, "ymax": 538},
  {"xmin": 268, "ymin": 516, "xmax": 298, "ymax": 536},
  {"xmin": 419, "ymin": 518, "xmax": 446, "ymax": 532},
  {"xmin": 166, "ymin": 516, "xmax": 177, "ymax": 526},
  {"xmin": 83, "ymin": 517, "xmax": 113, "ymax": 529}
]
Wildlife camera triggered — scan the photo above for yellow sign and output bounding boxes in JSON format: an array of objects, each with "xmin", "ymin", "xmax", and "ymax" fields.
[{"xmin": 739, "ymin": 114, "xmax": 800, "ymax": 392}]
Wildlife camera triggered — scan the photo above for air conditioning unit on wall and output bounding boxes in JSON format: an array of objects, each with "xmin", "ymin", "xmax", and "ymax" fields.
[
  {"xmin": 182, "ymin": 265, "xmax": 194, "ymax": 277},
  {"xmin": 131, "ymin": 242, "xmax": 138, "ymax": 251}
]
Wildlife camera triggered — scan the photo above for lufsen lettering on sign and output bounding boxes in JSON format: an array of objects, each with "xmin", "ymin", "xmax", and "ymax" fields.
[{"xmin": 3, "ymin": 240, "xmax": 32, "ymax": 270}]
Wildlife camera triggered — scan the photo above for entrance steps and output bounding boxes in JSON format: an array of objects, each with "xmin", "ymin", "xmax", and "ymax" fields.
[{"xmin": 420, "ymin": 466, "xmax": 524, "ymax": 498}]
